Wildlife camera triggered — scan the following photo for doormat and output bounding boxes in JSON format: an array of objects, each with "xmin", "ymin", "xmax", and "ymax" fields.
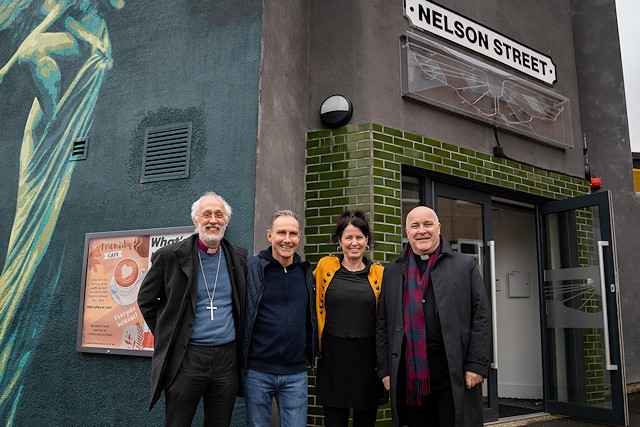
[{"xmin": 499, "ymin": 403, "xmax": 536, "ymax": 418}]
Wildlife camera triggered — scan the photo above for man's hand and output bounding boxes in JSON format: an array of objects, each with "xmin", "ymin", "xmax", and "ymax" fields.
[
  {"xmin": 382, "ymin": 376, "xmax": 390, "ymax": 391},
  {"xmin": 465, "ymin": 371, "xmax": 483, "ymax": 389}
]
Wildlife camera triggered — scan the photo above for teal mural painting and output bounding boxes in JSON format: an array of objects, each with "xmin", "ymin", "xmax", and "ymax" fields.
[{"xmin": 0, "ymin": 1, "xmax": 123, "ymax": 424}]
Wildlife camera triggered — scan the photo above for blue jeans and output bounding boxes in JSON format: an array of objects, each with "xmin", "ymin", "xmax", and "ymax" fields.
[{"xmin": 243, "ymin": 369, "xmax": 308, "ymax": 427}]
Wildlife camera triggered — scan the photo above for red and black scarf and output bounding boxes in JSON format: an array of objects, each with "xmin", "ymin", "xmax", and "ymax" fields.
[{"xmin": 403, "ymin": 246, "xmax": 438, "ymax": 406}]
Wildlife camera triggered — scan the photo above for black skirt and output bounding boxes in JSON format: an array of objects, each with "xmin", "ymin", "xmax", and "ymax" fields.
[{"xmin": 316, "ymin": 332, "xmax": 383, "ymax": 410}]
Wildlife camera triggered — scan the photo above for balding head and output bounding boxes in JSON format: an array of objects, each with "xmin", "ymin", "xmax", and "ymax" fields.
[{"xmin": 405, "ymin": 206, "xmax": 441, "ymax": 255}]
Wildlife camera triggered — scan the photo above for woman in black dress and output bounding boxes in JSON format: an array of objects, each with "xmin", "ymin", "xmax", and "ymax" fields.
[{"xmin": 314, "ymin": 210, "xmax": 385, "ymax": 427}]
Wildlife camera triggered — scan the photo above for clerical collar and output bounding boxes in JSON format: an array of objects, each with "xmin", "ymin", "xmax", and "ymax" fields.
[
  {"xmin": 198, "ymin": 239, "xmax": 220, "ymax": 256},
  {"xmin": 418, "ymin": 245, "xmax": 440, "ymax": 261}
]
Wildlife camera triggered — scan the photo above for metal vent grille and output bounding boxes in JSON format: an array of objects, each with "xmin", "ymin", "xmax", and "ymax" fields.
[
  {"xmin": 141, "ymin": 123, "xmax": 192, "ymax": 183},
  {"xmin": 70, "ymin": 138, "xmax": 88, "ymax": 161}
]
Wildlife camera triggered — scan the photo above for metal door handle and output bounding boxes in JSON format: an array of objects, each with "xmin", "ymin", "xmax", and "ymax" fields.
[
  {"xmin": 597, "ymin": 240, "xmax": 618, "ymax": 371},
  {"xmin": 488, "ymin": 240, "xmax": 498, "ymax": 370}
]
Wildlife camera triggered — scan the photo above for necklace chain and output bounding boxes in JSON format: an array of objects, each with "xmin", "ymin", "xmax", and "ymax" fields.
[
  {"xmin": 342, "ymin": 260, "xmax": 366, "ymax": 272},
  {"xmin": 198, "ymin": 249, "xmax": 221, "ymax": 320}
]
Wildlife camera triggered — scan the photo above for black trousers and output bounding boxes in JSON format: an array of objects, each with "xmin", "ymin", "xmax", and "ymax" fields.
[
  {"xmin": 164, "ymin": 341, "xmax": 238, "ymax": 427},
  {"xmin": 397, "ymin": 348, "xmax": 455, "ymax": 427},
  {"xmin": 323, "ymin": 406, "xmax": 378, "ymax": 427}
]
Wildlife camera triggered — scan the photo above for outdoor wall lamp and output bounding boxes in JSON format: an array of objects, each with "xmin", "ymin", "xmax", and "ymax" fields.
[{"xmin": 320, "ymin": 94, "xmax": 353, "ymax": 128}]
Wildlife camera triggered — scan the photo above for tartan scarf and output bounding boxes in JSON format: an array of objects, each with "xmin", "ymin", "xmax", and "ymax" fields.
[{"xmin": 403, "ymin": 246, "xmax": 438, "ymax": 406}]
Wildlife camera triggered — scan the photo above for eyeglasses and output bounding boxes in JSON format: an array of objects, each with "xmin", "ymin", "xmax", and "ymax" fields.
[{"xmin": 199, "ymin": 211, "xmax": 225, "ymax": 220}]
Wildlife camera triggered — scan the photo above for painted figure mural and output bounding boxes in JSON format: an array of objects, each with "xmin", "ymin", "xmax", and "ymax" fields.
[{"xmin": 0, "ymin": 0, "xmax": 123, "ymax": 423}]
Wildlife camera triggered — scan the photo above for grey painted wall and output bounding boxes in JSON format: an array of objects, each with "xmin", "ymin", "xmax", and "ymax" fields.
[
  {"xmin": 571, "ymin": 0, "xmax": 640, "ymax": 383},
  {"xmin": 308, "ymin": 0, "xmax": 585, "ymax": 178},
  {"xmin": 253, "ymin": 0, "xmax": 310, "ymax": 253}
]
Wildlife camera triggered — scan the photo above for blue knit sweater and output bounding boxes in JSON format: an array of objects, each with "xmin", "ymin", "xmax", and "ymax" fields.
[{"xmin": 242, "ymin": 247, "xmax": 318, "ymax": 375}]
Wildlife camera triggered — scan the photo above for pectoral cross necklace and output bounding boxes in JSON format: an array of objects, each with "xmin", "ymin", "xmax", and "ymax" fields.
[{"xmin": 198, "ymin": 249, "xmax": 221, "ymax": 320}]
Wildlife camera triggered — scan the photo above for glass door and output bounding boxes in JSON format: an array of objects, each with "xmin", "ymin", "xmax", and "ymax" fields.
[{"xmin": 538, "ymin": 191, "xmax": 628, "ymax": 425}]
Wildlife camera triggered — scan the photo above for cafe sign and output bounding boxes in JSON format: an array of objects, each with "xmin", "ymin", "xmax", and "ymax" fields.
[{"xmin": 404, "ymin": 0, "xmax": 557, "ymax": 84}]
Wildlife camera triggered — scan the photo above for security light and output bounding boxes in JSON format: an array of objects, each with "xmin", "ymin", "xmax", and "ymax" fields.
[{"xmin": 320, "ymin": 94, "xmax": 353, "ymax": 128}]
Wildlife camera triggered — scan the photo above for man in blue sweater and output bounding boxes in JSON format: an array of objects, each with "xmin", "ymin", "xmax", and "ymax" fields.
[{"xmin": 242, "ymin": 210, "xmax": 317, "ymax": 426}]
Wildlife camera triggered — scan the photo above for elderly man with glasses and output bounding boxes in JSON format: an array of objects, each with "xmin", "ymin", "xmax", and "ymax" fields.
[{"xmin": 138, "ymin": 191, "xmax": 248, "ymax": 427}]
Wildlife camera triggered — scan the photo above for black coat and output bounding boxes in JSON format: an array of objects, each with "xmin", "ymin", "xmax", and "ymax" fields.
[
  {"xmin": 376, "ymin": 237, "xmax": 491, "ymax": 427},
  {"xmin": 137, "ymin": 234, "xmax": 247, "ymax": 410}
]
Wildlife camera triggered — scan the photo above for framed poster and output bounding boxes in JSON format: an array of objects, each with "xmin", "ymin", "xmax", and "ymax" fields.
[{"xmin": 76, "ymin": 226, "xmax": 194, "ymax": 356}]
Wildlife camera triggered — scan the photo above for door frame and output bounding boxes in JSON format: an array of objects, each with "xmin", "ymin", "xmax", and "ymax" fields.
[
  {"xmin": 402, "ymin": 171, "xmax": 628, "ymax": 425},
  {"xmin": 429, "ymin": 182, "xmax": 499, "ymax": 422},
  {"xmin": 537, "ymin": 190, "xmax": 628, "ymax": 425}
]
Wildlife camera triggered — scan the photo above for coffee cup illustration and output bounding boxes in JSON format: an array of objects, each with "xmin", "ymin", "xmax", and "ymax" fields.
[{"xmin": 111, "ymin": 258, "xmax": 146, "ymax": 306}]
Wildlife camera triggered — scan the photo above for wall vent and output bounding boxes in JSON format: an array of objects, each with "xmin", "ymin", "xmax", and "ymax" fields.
[
  {"xmin": 141, "ymin": 122, "xmax": 192, "ymax": 183},
  {"xmin": 70, "ymin": 138, "xmax": 88, "ymax": 161}
]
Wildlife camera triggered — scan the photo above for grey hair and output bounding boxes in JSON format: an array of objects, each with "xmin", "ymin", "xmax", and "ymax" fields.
[
  {"xmin": 270, "ymin": 209, "xmax": 299, "ymax": 229},
  {"xmin": 191, "ymin": 192, "xmax": 233, "ymax": 222}
]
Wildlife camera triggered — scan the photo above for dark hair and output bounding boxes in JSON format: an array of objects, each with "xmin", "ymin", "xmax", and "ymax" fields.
[{"xmin": 331, "ymin": 210, "xmax": 374, "ymax": 247}]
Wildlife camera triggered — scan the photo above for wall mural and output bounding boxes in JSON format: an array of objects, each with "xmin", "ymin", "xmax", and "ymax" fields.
[{"xmin": 0, "ymin": 0, "xmax": 123, "ymax": 423}]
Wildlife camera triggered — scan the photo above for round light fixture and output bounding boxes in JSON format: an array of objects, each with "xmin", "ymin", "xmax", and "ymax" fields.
[{"xmin": 319, "ymin": 94, "xmax": 353, "ymax": 128}]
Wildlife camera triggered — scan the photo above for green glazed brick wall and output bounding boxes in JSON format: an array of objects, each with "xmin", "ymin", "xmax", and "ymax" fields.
[
  {"xmin": 577, "ymin": 209, "xmax": 606, "ymax": 405},
  {"xmin": 304, "ymin": 122, "xmax": 590, "ymax": 425},
  {"xmin": 305, "ymin": 122, "xmax": 590, "ymax": 264}
]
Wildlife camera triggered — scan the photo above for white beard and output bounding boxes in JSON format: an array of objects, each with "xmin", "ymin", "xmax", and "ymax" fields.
[{"xmin": 197, "ymin": 224, "xmax": 226, "ymax": 246}]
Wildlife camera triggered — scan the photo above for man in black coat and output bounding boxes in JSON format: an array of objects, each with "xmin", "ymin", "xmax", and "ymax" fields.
[
  {"xmin": 376, "ymin": 206, "xmax": 491, "ymax": 427},
  {"xmin": 138, "ymin": 192, "xmax": 247, "ymax": 427}
]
